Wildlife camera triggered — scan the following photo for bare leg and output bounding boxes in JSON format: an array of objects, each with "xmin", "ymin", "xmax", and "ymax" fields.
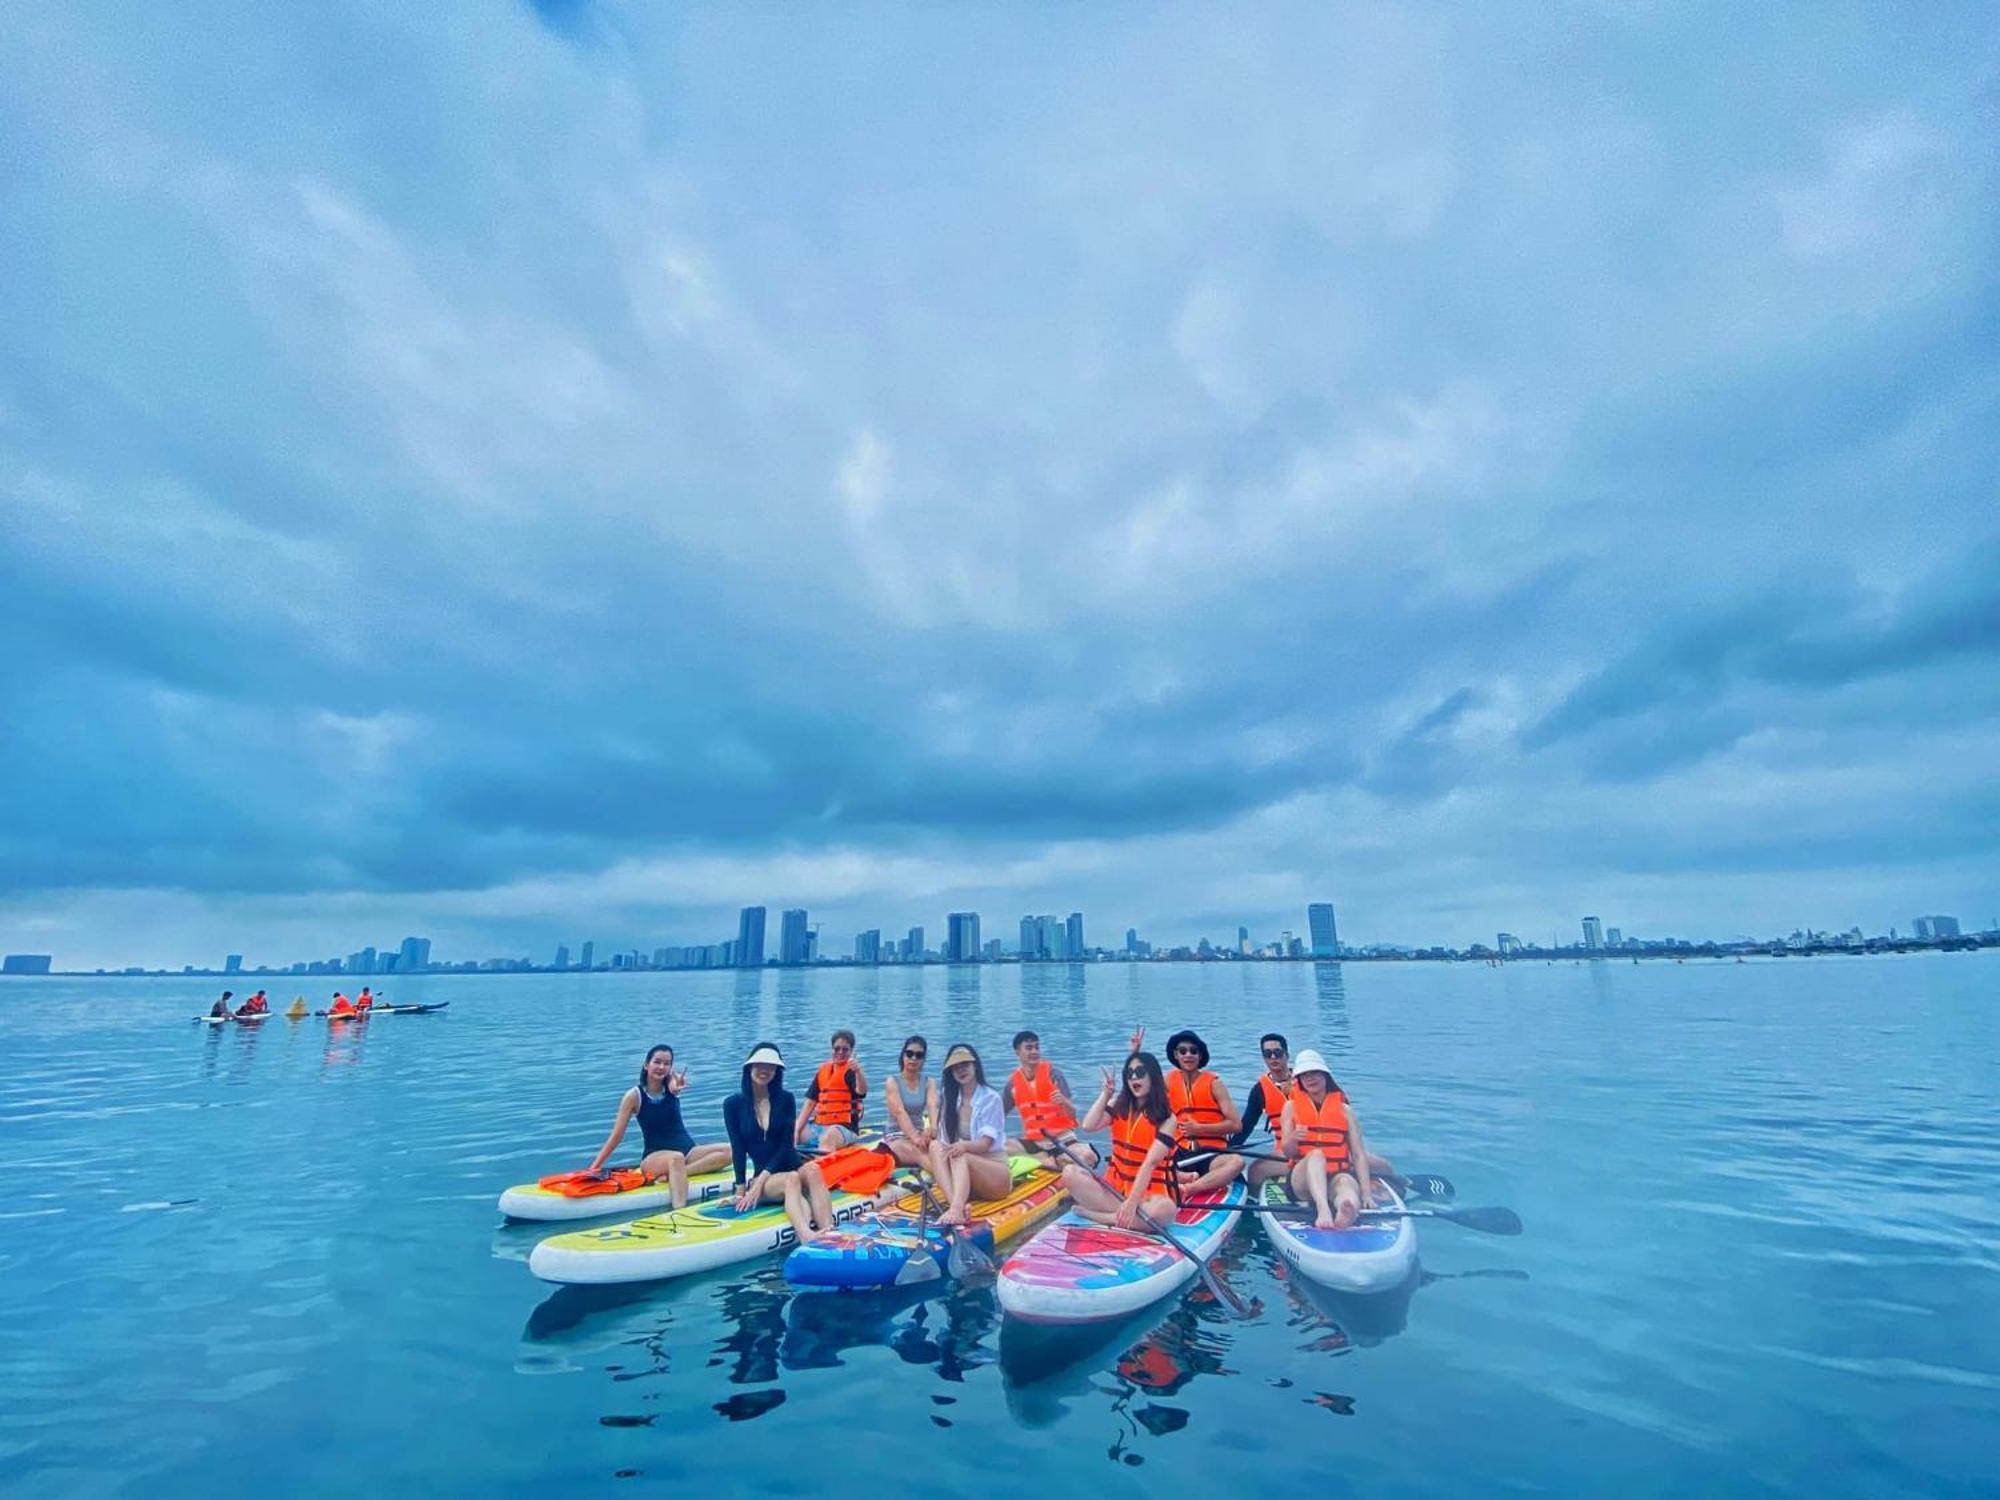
[
  {"xmin": 816, "ymin": 1124, "xmax": 850, "ymax": 1152},
  {"xmin": 1247, "ymin": 1155, "xmax": 1288, "ymax": 1187},
  {"xmin": 1177, "ymin": 1152, "xmax": 1244, "ymax": 1197},
  {"xmin": 775, "ymin": 1173, "xmax": 815, "ymax": 1244},
  {"xmin": 1293, "ymin": 1154, "xmax": 1334, "ymax": 1230},
  {"xmin": 1063, "ymin": 1165, "xmax": 1123, "ymax": 1223},
  {"xmin": 943, "ymin": 1154, "xmax": 972, "ymax": 1224},
  {"xmin": 965, "ymin": 1151, "xmax": 1011, "ymax": 1205},
  {"xmin": 684, "ymin": 1143, "xmax": 733, "ymax": 1177},
  {"xmin": 1331, "ymin": 1170, "xmax": 1361, "ymax": 1230},
  {"xmin": 799, "ymin": 1161, "xmax": 836, "ymax": 1232},
  {"xmin": 640, "ymin": 1149, "xmax": 690, "ymax": 1209},
  {"xmin": 885, "ymin": 1137, "xmax": 929, "ymax": 1169}
]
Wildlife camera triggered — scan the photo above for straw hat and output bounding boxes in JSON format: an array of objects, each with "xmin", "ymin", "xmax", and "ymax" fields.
[{"xmin": 940, "ymin": 1044, "xmax": 978, "ymax": 1070}]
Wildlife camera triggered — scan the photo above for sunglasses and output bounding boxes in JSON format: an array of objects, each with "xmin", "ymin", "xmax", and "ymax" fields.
[
  {"xmin": 1173, "ymin": 1045, "xmax": 1202, "ymax": 1056},
  {"xmin": 1262, "ymin": 1047, "xmax": 1286, "ymax": 1059},
  {"xmin": 832, "ymin": 1045, "xmax": 852, "ymax": 1054},
  {"xmin": 903, "ymin": 1048, "xmax": 926, "ymax": 1059},
  {"xmin": 1123, "ymin": 1068, "xmax": 1149, "ymax": 1080}
]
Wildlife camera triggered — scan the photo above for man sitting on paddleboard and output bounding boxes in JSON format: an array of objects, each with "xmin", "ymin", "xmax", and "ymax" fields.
[
  {"xmin": 1280, "ymin": 1049, "xmax": 1379, "ymax": 1230},
  {"xmin": 1002, "ymin": 1029, "xmax": 1097, "ymax": 1167},
  {"xmin": 209, "ymin": 991, "xmax": 235, "ymax": 1019},
  {"xmin": 1163, "ymin": 1029, "xmax": 1244, "ymax": 1195},
  {"xmin": 795, "ymin": 1029, "xmax": 868, "ymax": 1152},
  {"xmin": 237, "ymin": 990, "xmax": 269, "ymax": 1016}
]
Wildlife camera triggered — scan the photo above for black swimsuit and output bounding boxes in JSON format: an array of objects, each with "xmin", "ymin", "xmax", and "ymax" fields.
[{"xmin": 636, "ymin": 1087, "xmax": 695, "ymax": 1156}]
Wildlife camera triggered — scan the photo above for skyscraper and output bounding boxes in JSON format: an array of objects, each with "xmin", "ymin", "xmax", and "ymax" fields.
[
  {"xmin": 1019, "ymin": 915, "xmax": 1039, "ymax": 960},
  {"xmin": 1124, "ymin": 927, "xmax": 1139, "ymax": 955},
  {"xmin": 224, "ymin": 954, "xmax": 243, "ymax": 975},
  {"xmin": 1582, "ymin": 916, "xmax": 1603, "ymax": 951},
  {"xmin": 1606, "ymin": 927, "xmax": 1623, "ymax": 947},
  {"xmin": 398, "ymin": 936, "xmax": 431, "ymax": 972},
  {"xmin": 1237, "ymin": 925, "xmax": 1250, "ymax": 956},
  {"xmin": 779, "ymin": 908, "xmax": 810, "ymax": 965},
  {"xmin": 1066, "ymin": 912, "xmax": 1084, "ymax": 959},
  {"xmin": 737, "ymin": 907, "xmax": 767, "ymax": 968},
  {"xmin": 553, "ymin": 944, "xmax": 570, "ymax": 970},
  {"xmin": 907, "ymin": 926, "xmax": 925, "ymax": 961},
  {"xmin": 1307, "ymin": 903, "xmax": 1339, "ymax": 957},
  {"xmin": 947, "ymin": 912, "xmax": 981, "ymax": 963},
  {"xmin": 854, "ymin": 929, "xmax": 881, "ymax": 964},
  {"xmin": 579, "ymin": 941, "xmax": 594, "ymax": 970}
]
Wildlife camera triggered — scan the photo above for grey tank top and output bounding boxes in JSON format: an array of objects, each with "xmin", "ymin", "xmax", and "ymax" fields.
[{"xmin": 890, "ymin": 1073, "xmax": 929, "ymax": 1132}]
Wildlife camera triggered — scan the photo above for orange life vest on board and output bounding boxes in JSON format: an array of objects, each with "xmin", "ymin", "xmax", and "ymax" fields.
[
  {"xmin": 1166, "ymin": 1069, "xmax": 1229, "ymax": 1145},
  {"xmin": 812, "ymin": 1060, "xmax": 859, "ymax": 1128},
  {"xmin": 330, "ymin": 994, "xmax": 356, "ymax": 1016},
  {"xmin": 1009, "ymin": 1061, "xmax": 1077, "ymax": 1141},
  {"xmin": 1286, "ymin": 1087, "xmax": 1352, "ymax": 1172},
  {"xmin": 1253, "ymin": 1074, "xmax": 1290, "ymax": 1134},
  {"xmin": 1107, "ymin": 1111, "xmax": 1176, "ymax": 1194}
]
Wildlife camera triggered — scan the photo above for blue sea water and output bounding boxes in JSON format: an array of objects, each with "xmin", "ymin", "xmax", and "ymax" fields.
[{"xmin": 0, "ymin": 956, "xmax": 1995, "ymax": 1497}]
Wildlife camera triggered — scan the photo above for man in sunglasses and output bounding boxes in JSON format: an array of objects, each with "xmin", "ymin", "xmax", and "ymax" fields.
[
  {"xmin": 795, "ymin": 1028, "xmax": 869, "ymax": 1152},
  {"xmin": 1236, "ymin": 1033, "xmax": 1396, "ymax": 1187}
]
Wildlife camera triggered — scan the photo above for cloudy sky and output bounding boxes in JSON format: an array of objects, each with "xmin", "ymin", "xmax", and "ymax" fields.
[{"xmin": 4, "ymin": 4, "xmax": 1996, "ymax": 968}]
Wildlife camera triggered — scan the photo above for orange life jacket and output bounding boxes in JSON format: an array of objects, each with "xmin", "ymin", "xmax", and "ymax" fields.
[
  {"xmin": 1107, "ymin": 1110, "xmax": 1175, "ymax": 1194},
  {"xmin": 241, "ymin": 997, "xmax": 268, "ymax": 1014},
  {"xmin": 1166, "ymin": 1069, "xmax": 1229, "ymax": 1145},
  {"xmin": 1009, "ymin": 1061, "xmax": 1077, "ymax": 1141},
  {"xmin": 330, "ymin": 994, "xmax": 356, "ymax": 1015},
  {"xmin": 356, "ymin": 992, "xmax": 374, "ymax": 1011},
  {"xmin": 538, "ymin": 1168, "xmax": 648, "ymax": 1198},
  {"xmin": 812, "ymin": 1060, "xmax": 859, "ymax": 1127},
  {"xmin": 1286, "ymin": 1087, "xmax": 1352, "ymax": 1171},
  {"xmin": 811, "ymin": 1143, "xmax": 897, "ymax": 1195},
  {"xmin": 1253, "ymin": 1073, "xmax": 1290, "ymax": 1133}
]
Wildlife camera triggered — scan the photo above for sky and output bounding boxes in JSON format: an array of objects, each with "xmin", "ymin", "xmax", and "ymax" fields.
[{"xmin": 3, "ymin": 3, "xmax": 1997, "ymax": 969}]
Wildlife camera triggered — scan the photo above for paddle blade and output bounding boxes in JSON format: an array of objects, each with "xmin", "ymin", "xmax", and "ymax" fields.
[
  {"xmin": 1442, "ymin": 1205, "xmax": 1522, "ymax": 1235},
  {"xmin": 946, "ymin": 1231, "xmax": 995, "ymax": 1280},
  {"xmin": 893, "ymin": 1249, "xmax": 944, "ymax": 1286},
  {"xmin": 1397, "ymin": 1173, "xmax": 1456, "ymax": 1203}
]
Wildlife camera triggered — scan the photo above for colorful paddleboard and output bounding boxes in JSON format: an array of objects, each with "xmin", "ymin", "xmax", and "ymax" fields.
[
  {"xmin": 528, "ymin": 1170, "xmax": 917, "ymax": 1285},
  {"xmin": 784, "ymin": 1155, "xmax": 1067, "ymax": 1290},
  {"xmin": 1259, "ymin": 1176, "xmax": 1416, "ymax": 1293},
  {"xmin": 996, "ymin": 1181, "xmax": 1245, "ymax": 1325}
]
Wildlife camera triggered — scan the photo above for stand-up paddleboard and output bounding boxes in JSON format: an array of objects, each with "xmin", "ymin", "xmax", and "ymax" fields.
[
  {"xmin": 784, "ymin": 1156, "xmax": 1066, "ymax": 1290},
  {"xmin": 499, "ymin": 1165, "xmax": 735, "ymax": 1222},
  {"xmin": 314, "ymin": 1002, "xmax": 451, "ymax": 1018},
  {"xmin": 996, "ymin": 1181, "xmax": 1244, "ymax": 1325},
  {"xmin": 193, "ymin": 1011, "xmax": 276, "ymax": 1026},
  {"xmin": 1259, "ymin": 1176, "xmax": 1416, "ymax": 1293},
  {"xmin": 529, "ymin": 1169, "xmax": 918, "ymax": 1286}
]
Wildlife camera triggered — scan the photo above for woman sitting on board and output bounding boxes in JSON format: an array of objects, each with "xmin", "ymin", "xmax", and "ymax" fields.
[
  {"xmin": 1280, "ymin": 1049, "xmax": 1378, "ymax": 1231},
  {"xmin": 1062, "ymin": 1050, "xmax": 1184, "ymax": 1232},
  {"xmin": 582, "ymin": 1044, "xmax": 733, "ymax": 1209},
  {"xmin": 724, "ymin": 1043, "xmax": 839, "ymax": 1246},
  {"xmin": 881, "ymin": 1034, "xmax": 938, "ymax": 1170},
  {"xmin": 927, "ymin": 1044, "xmax": 1010, "ymax": 1226}
]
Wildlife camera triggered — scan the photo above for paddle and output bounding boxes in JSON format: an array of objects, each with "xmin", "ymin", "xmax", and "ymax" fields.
[
  {"xmin": 1213, "ymin": 1200, "xmax": 1523, "ymax": 1236},
  {"xmin": 893, "ymin": 1174, "xmax": 947, "ymax": 1286},
  {"xmin": 1173, "ymin": 1148, "xmax": 1455, "ymax": 1205},
  {"xmin": 1046, "ymin": 1138, "xmax": 1254, "ymax": 1320}
]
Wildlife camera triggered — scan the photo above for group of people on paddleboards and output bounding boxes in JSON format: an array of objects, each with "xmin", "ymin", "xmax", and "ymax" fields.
[
  {"xmin": 580, "ymin": 1024, "xmax": 1392, "ymax": 1246},
  {"xmin": 207, "ymin": 989, "xmax": 377, "ymax": 1020},
  {"xmin": 208, "ymin": 990, "xmax": 271, "ymax": 1018}
]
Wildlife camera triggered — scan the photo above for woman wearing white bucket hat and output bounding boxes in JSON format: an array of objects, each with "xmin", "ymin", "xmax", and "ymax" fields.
[{"xmin": 1279, "ymin": 1049, "xmax": 1378, "ymax": 1231}]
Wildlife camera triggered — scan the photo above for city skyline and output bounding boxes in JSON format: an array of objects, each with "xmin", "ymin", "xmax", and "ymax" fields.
[{"xmin": 4, "ymin": 8, "xmax": 1995, "ymax": 973}]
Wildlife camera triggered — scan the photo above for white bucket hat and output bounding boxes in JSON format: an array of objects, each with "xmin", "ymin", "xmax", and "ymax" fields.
[{"xmin": 1290, "ymin": 1048, "xmax": 1334, "ymax": 1082}]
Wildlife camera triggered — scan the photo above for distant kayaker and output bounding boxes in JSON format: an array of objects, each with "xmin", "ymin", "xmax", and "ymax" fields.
[
  {"xmin": 1237, "ymin": 1034, "xmax": 1394, "ymax": 1188},
  {"xmin": 583, "ymin": 1045, "xmax": 733, "ymax": 1208},
  {"xmin": 209, "ymin": 991, "xmax": 235, "ymax": 1019},
  {"xmin": 1163, "ymin": 1030, "xmax": 1243, "ymax": 1194},
  {"xmin": 328, "ymin": 992, "xmax": 358, "ymax": 1018},
  {"xmin": 929, "ymin": 1044, "xmax": 1009, "ymax": 1226},
  {"xmin": 880, "ymin": 1034, "xmax": 938, "ymax": 1170},
  {"xmin": 1002, "ymin": 1029, "xmax": 1096, "ymax": 1166},
  {"xmin": 1064, "ymin": 1050, "xmax": 1182, "ymax": 1231},
  {"xmin": 795, "ymin": 1029, "xmax": 868, "ymax": 1152},
  {"xmin": 237, "ymin": 990, "xmax": 269, "ymax": 1016},
  {"xmin": 726, "ymin": 1043, "xmax": 835, "ymax": 1245},
  {"xmin": 1280, "ymin": 1049, "xmax": 1378, "ymax": 1230},
  {"xmin": 355, "ymin": 988, "xmax": 375, "ymax": 1012}
]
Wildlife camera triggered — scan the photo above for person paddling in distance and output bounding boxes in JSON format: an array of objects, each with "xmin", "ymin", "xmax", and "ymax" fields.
[
  {"xmin": 582, "ymin": 1045, "xmax": 733, "ymax": 1209},
  {"xmin": 1236, "ymin": 1033, "xmax": 1395, "ymax": 1188},
  {"xmin": 1162, "ymin": 1030, "xmax": 1243, "ymax": 1194},
  {"xmin": 1281, "ymin": 1049, "xmax": 1378, "ymax": 1230},
  {"xmin": 238, "ymin": 990, "xmax": 269, "ymax": 1016},
  {"xmin": 881, "ymin": 1034, "xmax": 939, "ymax": 1170},
  {"xmin": 328, "ymin": 991, "xmax": 358, "ymax": 1018},
  {"xmin": 795, "ymin": 1029, "xmax": 868, "ymax": 1152},
  {"xmin": 1064, "ymin": 1050, "xmax": 1183, "ymax": 1231},
  {"xmin": 355, "ymin": 987, "xmax": 376, "ymax": 1013},
  {"xmin": 724, "ymin": 1043, "xmax": 838, "ymax": 1246},
  {"xmin": 209, "ymin": 991, "xmax": 235, "ymax": 1019},
  {"xmin": 1002, "ymin": 1029, "xmax": 1096, "ymax": 1167},
  {"xmin": 928, "ymin": 1044, "xmax": 1010, "ymax": 1226}
]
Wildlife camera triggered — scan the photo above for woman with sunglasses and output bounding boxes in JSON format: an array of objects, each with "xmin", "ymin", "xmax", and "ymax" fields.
[
  {"xmin": 1063, "ymin": 1051, "xmax": 1182, "ymax": 1231},
  {"xmin": 582, "ymin": 1044, "xmax": 733, "ymax": 1208},
  {"xmin": 1237, "ymin": 1034, "xmax": 1397, "ymax": 1188},
  {"xmin": 927, "ymin": 1044, "xmax": 1010, "ymax": 1225},
  {"xmin": 882, "ymin": 1034, "xmax": 939, "ymax": 1169}
]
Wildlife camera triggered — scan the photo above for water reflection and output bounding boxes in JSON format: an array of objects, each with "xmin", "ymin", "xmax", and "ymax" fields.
[{"xmin": 1312, "ymin": 963, "xmax": 1352, "ymax": 1058}]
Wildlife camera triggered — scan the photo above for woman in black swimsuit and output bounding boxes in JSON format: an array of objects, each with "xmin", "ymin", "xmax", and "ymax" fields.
[{"xmin": 584, "ymin": 1045, "xmax": 732, "ymax": 1207}]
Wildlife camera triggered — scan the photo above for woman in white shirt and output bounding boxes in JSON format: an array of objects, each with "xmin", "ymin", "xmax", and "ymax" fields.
[{"xmin": 928, "ymin": 1043, "xmax": 1010, "ymax": 1225}]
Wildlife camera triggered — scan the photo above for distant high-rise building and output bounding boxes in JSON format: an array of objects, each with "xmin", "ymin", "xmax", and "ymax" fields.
[
  {"xmin": 1124, "ymin": 927, "xmax": 1139, "ymax": 955},
  {"xmin": 805, "ymin": 928, "xmax": 819, "ymax": 964},
  {"xmin": 1916, "ymin": 915, "xmax": 1960, "ymax": 940},
  {"xmin": 1582, "ymin": 917, "xmax": 1603, "ymax": 951},
  {"xmin": 1286, "ymin": 934, "xmax": 1306, "ymax": 958},
  {"xmin": 1606, "ymin": 927, "xmax": 1623, "ymax": 947},
  {"xmin": 1496, "ymin": 932, "xmax": 1522, "ymax": 956},
  {"xmin": 347, "ymin": 947, "xmax": 376, "ymax": 976},
  {"xmin": 1042, "ymin": 916, "xmax": 1069, "ymax": 961},
  {"xmin": 779, "ymin": 909, "xmax": 810, "ymax": 965},
  {"xmin": 947, "ymin": 912, "xmax": 981, "ymax": 963},
  {"xmin": 579, "ymin": 941, "xmax": 595, "ymax": 970},
  {"xmin": 2, "ymin": 954, "xmax": 53, "ymax": 975},
  {"xmin": 1019, "ymin": 916, "xmax": 1039, "ymax": 960},
  {"xmin": 1066, "ymin": 912, "xmax": 1084, "ymax": 958},
  {"xmin": 398, "ymin": 936, "xmax": 431, "ymax": 972},
  {"xmin": 1307, "ymin": 903, "xmax": 1339, "ymax": 957},
  {"xmin": 737, "ymin": 907, "xmax": 767, "ymax": 968},
  {"xmin": 907, "ymin": 926, "xmax": 925, "ymax": 961},
  {"xmin": 855, "ymin": 929, "xmax": 881, "ymax": 964},
  {"xmin": 224, "ymin": 954, "xmax": 243, "ymax": 975},
  {"xmin": 1237, "ymin": 925, "xmax": 1251, "ymax": 956},
  {"xmin": 554, "ymin": 944, "xmax": 570, "ymax": 970}
]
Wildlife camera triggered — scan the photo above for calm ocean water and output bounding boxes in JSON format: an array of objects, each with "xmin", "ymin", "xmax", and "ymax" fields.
[{"xmin": 1, "ymin": 956, "xmax": 1994, "ymax": 1497}]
